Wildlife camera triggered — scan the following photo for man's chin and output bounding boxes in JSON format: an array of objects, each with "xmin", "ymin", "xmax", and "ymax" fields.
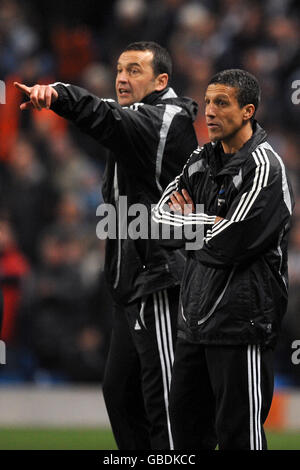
[
  {"xmin": 117, "ymin": 95, "xmax": 134, "ymax": 107},
  {"xmin": 208, "ymin": 132, "xmax": 222, "ymax": 143}
]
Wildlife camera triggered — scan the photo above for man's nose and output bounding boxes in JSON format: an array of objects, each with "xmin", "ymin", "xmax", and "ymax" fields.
[
  {"xmin": 117, "ymin": 71, "xmax": 128, "ymax": 83},
  {"xmin": 205, "ymin": 104, "xmax": 216, "ymax": 118}
]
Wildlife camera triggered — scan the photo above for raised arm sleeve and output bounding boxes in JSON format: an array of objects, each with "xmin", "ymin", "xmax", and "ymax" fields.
[{"xmin": 50, "ymin": 84, "xmax": 184, "ymax": 169}]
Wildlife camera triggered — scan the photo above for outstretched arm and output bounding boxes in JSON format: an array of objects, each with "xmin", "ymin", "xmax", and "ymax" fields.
[
  {"xmin": 14, "ymin": 81, "xmax": 171, "ymax": 162},
  {"xmin": 14, "ymin": 81, "xmax": 134, "ymax": 153}
]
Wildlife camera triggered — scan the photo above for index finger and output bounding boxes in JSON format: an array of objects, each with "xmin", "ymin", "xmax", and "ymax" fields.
[{"xmin": 14, "ymin": 82, "xmax": 32, "ymax": 96}]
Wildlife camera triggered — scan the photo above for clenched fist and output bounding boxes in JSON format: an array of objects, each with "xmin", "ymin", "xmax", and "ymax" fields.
[{"xmin": 14, "ymin": 82, "xmax": 58, "ymax": 111}]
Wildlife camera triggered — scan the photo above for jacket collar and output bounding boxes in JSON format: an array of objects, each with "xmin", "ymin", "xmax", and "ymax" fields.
[
  {"xmin": 141, "ymin": 87, "xmax": 198, "ymax": 123},
  {"xmin": 141, "ymin": 87, "xmax": 177, "ymax": 105},
  {"xmin": 206, "ymin": 121, "xmax": 267, "ymax": 178}
]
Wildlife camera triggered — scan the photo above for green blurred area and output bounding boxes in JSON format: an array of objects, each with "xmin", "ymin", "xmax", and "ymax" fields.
[
  {"xmin": 0, "ymin": 428, "xmax": 299, "ymax": 450},
  {"xmin": 0, "ymin": 428, "xmax": 117, "ymax": 450}
]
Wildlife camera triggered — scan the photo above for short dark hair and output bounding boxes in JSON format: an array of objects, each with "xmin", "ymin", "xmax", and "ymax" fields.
[
  {"xmin": 208, "ymin": 69, "xmax": 261, "ymax": 116},
  {"xmin": 123, "ymin": 41, "xmax": 172, "ymax": 79}
]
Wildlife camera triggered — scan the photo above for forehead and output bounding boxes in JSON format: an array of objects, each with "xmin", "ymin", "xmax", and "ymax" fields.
[
  {"xmin": 205, "ymin": 83, "xmax": 238, "ymax": 102},
  {"xmin": 117, "ymin": 50, "xmax": 154, "ymax": 68}
]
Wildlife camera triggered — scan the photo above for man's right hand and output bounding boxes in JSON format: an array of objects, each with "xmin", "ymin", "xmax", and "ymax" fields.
[
  {"xmin": 14, "ymin": 82, "xmax": 58, "ymax": 111},
  {"xmin": 169, "ymin": 189, "xmax": 195, "ymax": 215}
]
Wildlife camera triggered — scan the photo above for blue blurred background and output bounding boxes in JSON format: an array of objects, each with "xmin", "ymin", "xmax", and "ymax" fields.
[{"xmin": 0, "ymin": 0, "xmax": 299, "ymax": 390}]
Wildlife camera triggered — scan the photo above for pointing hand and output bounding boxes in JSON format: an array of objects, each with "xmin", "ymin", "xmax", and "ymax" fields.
[{"xmin": 14, "ymin": 82, "xmax": 58, "ymax": 111}]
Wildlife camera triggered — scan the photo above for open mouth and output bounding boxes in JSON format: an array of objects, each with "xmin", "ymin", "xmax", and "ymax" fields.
[{"xmin": 118, "ymin": 89, "xmax": 130, "ymax": 96}]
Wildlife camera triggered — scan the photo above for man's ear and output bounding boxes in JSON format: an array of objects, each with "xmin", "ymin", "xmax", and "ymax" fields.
[
  {"xmin": 155, "ymin": 73, "xmax": 169, "ymax": 91},
  {"xmin": 243, "ymin": 104, "xmax": 255, "ymax": 121}
]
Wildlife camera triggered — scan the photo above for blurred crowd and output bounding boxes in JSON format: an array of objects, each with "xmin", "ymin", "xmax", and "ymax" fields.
[{"xmin": 0, "ymin": 0, "xmax": 299, "ymax": 385}]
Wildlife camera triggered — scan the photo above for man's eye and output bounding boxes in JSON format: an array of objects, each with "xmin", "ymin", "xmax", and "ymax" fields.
[{"xmin": 130, "ymin": 69, "xmax": 139, "ymax": 75}]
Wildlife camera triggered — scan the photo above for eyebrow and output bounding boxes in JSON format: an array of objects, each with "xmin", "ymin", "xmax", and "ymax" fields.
[
  {"xmin": 205, "ymin": 94, "xmax": 230, "ymax": 100},
  {"xmin": 117, "ymin": 62, "xmax": 142, "ymax": 68}
]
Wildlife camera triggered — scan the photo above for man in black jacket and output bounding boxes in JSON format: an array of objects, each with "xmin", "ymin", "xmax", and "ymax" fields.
[
  {"xmin": 15, "ymin": 42, "xmax": 198, "ymax": 449},
  {"xmin": 153, "ymin": 69, "xmax": 294, "ymax": 450}
]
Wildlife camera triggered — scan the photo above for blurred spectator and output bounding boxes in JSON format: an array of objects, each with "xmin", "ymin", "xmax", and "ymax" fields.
[
  {"xmin": 81, "ymin": 63, "xmax": 114, "ymax": 98},
  {"xmin": 0, "ymin": 219, "xmax": 29, "ymax": 344},
  {"xmin": 108, "ymin": 0, "xmax": 147, "ymax": 58},
  {"xmin": 51, "ymin": 25, "xmax": 95, "ymax": 82},
  {"xmin": 2, "ymin": 136, "xmax": 57, "ymax": 262},
  {"xmin": 19, "ymin": 230, "xmax": 106, "ymax": 382},
  {"xmin": 0, "ymin": 0, "xmax": 40, "ymax": 77},
  {"xmin": 49, "ymin": 134, "xmax": 103, "ymax": 214}
]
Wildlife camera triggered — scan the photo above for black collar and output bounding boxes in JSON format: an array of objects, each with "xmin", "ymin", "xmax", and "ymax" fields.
[
  {"xmin": 141, "ymin": 87, "xmax": 173, "ymax": 105},
  {"xmin": 206, "ymin": 121, "xmax": 267, "ymax": 178}
]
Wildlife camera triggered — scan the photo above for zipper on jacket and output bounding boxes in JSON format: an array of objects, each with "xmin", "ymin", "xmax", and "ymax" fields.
[
  {"xmin": 113, "ymin": 162, "xmax": 122, "ymax": 289},
  {"xmin": 197, "ymin": 267, "xmax": 236, "ymax": 325}
]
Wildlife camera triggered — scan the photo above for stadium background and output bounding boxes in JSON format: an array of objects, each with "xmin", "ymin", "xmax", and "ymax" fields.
[{"xmin": 0, "ymin": 0, "xmax": 299, "ymax": 450}]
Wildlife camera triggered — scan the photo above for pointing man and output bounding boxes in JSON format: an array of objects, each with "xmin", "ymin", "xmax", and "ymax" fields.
[{"xmin": 15, "ymin": 42, "xmax": 198, "ymax": 449}]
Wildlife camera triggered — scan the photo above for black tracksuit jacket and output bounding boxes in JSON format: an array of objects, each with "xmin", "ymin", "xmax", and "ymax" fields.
[
  {"xmin": 153, "ymin": 122, "xmax": 294, "ymax": 347},
  {"xmin": 51, "ymin": 84, "xmax": 198, "ymax": 304}
]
